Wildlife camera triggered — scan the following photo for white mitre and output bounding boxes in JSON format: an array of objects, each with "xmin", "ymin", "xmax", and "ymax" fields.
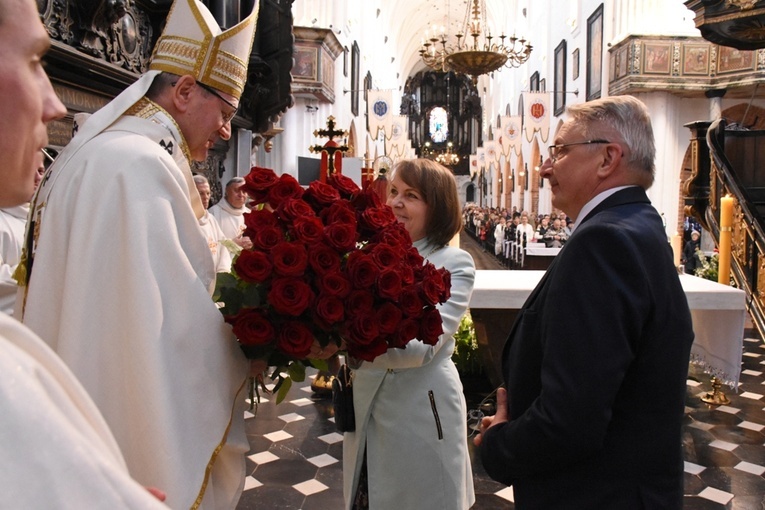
[{"xmin": 149, "ymin": 0, "xmax": 259, "ymax": 100}]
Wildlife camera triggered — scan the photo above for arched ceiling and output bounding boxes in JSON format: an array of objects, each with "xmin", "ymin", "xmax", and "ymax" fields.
[{"xmin": 381, "ymin": 0, "xmax": 522, "ymax": 83}]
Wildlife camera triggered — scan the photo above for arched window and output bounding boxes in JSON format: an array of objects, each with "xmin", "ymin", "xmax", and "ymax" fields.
[{"xmin": 429, "ymin": 106, "xmax": 449, "ymax": 143}]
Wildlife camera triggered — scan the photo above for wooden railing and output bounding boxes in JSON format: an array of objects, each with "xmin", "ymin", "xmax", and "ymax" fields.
[{"xmin": 685, "ymin": 119, "xmax": 765, "ymax": 339}]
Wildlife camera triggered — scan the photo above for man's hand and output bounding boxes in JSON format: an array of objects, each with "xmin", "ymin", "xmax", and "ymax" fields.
[
  {"xmin": 249, "ymin": 358, "xmax": 268, "ymax": 377},
  {"xmin": 235, "ymin": 235, "xmax": 253, "ymax": 250},
  {"xmin": 473, "ymin": 387, "xmax": 509, "ymax": 447}
]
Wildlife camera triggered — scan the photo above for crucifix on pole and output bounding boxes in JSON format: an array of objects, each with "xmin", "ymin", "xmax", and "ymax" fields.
[{"xmin": 308, "ymin": 116, "xmax": 351, "ymax": 182}]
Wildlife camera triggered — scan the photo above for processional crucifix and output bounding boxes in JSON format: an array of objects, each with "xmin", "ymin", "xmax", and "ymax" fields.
[{"xmin": 308, "ymin": 116, "xmax": 351, "ymax": 182}]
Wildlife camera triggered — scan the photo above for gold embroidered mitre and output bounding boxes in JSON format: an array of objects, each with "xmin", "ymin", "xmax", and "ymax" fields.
[{"xmin": 149, "ymin": 0, "xmax": 259, "ymax": 100}]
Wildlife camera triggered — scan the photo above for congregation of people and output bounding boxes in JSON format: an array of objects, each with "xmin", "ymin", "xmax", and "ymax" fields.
[
  {"xmin": 0, "ymin": 0, "xmax": 696, "ymax": 508},
  {"xmin": 462, "ymin": 205, "xmax": 572, "ymax": 267}
]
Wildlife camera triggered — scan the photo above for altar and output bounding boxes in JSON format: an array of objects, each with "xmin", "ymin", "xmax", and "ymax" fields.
[{"xmin": 469, "ymin": 270, "xmax": 746, "ymax": 389}]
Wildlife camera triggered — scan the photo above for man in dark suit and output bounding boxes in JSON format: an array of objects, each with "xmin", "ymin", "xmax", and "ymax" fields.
[{"xmin": 474, "ymin": 95, "xmax": 694, "ymax": 509}]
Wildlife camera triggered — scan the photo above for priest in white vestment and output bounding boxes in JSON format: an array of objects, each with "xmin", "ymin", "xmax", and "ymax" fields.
[
  {"xmin": 0, "ymin": 0, "xmax": 167, "ymax": 504},
  {"xmin": 0, "ymin": 313, "xmax": 171, "ymax": 509},
  {"xmin": 0, "ymin": 205, "xmax": 27, "ymax": 314},
  {"xmin": 18, "ymin": 1, "xmax": 260, "ymax": 508},
  {"xmin": 209, "ymin": 176, "xmax": 253, "ymax": 249},
  {"xmin": 194, "ymin": 174, "xmax": 232, "ymax": 273}
]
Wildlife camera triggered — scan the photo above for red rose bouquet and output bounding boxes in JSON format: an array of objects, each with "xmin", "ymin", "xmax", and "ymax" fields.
[{"xmin": 214, "ymin": 166, "xmax": 451, "ymax": 403}]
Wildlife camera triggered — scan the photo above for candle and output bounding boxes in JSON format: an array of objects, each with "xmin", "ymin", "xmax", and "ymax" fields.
[
  {"xmin": 671, "ymin": 232, "xmax": 682, "ymax": 269},
  {"xmin": 718, "ymin": 194, "xmax": 734, "ymax": 285}
]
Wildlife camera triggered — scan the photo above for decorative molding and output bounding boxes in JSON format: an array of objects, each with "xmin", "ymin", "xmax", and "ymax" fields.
[
  {"xmin": 291, "ymin": 26, "xmax": 343, "ymax": 103},
  {"xmin": 609, "ymin": 35, "xmax": 765, "ymax": 98}
]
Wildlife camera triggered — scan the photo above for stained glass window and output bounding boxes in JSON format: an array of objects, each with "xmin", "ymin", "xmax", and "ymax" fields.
[{"xmin": 429, "ymin": 106, "xmax": 448, "ymax": 143}]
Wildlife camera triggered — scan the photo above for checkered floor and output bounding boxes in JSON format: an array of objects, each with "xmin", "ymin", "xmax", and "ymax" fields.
[{"xmin": 236, "ymin": 330, "xmax": 765, "ymax": 509}]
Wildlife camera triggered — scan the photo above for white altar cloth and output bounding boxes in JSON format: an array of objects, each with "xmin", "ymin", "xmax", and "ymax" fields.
[{"xmin": 470, "ymin": 271, "xmax": 746, "ymax": 387}]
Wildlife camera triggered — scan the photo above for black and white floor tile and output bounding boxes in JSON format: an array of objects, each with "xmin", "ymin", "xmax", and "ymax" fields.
[
  {"xmin": 236, "ymin": 236, "xmax": 765, "ymax": 509},
  {"xmin": 236, "ymin": 330, "xmax": 765, "ymax": 509}
]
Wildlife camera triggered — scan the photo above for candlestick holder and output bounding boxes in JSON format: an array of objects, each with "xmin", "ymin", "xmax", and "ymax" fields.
[{"xmin": 700, "ymin": 376, "xmax": 730, "ymax": 405}]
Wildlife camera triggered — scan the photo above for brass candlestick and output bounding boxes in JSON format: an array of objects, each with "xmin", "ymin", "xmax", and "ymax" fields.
[{"xmin": 701, "ymin": 376, "xmax": 730, "ymax": 405}]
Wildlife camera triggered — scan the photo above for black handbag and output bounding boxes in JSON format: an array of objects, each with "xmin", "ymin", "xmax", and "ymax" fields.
[{"xmin": 332, "ymin": 363, "xmax": 355, "ymax": 432}]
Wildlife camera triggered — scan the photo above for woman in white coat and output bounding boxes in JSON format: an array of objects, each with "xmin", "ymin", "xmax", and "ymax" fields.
[{"xmin": 343, "ymin": 158, "xmax": 476, "ymax": 509}]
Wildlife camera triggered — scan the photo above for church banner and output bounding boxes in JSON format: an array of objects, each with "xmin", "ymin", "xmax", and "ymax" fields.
[
  {"xmin": 484, "ymin": 140, "xmax": 499, "ymax": 164},
  {"xmin": 523, "ymin": 92, "xmax": 550, "ymax": 143},
  {"xmin": 476, "ymin": 147, "xmax": 486, "ymax": 171},
  {"xmin": 469, "ymin": 155, "xmax": 479, "ymax": 179},
  {"xmin": 386, "ymin": 115, "xmax": 409, "ymax": 159},
  {"xmin": 499, "ymin": 115, "xmax": 522, "ymax": 158},
  {"xmin": 367, "ymin": 89, "xmax": 393, "ymax": 140}
]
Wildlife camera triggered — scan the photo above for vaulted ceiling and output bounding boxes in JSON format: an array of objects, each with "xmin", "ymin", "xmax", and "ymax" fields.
[{"xmin": 382, "ymin": 0, "xmax": 522, "ymax": 80}]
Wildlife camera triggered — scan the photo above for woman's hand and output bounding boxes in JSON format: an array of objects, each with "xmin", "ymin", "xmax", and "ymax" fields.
[{"xmin": 308, "ymin": 339, "xmax": 340, "ymax": 359}]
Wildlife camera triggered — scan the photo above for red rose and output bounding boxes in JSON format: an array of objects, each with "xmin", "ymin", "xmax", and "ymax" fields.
[
  {"xmin": 391, "ymin": 318, "xmax": 420, "ymax": 349},
  {"xmin": 420, "ymin": 263, "xmax": 446, "ymax": 305},
  {"xmin": 277, "ymin": 197, "xmax": 316, "ymax": 222},
  {"xmin": 314, "ymin": 293, "xmax": 345, "ymax": 325},
  {"xmin": 399, "ymin": 285, "xmax": 424, "ymax": 318},
  {"xmin": 369, "ymin": 243, "xmax": 400, "ymax": 269},
  {"xmin": 377, "ymin": 302, "xmax": 402, "ymax": 335},
  {"xmin": 307, "ymin": 243, "xmax": 342, "ymax": 274},
  {"xmin": 244, "ymin": 208, "xmax": 278, "ymax": 232},
  {"xmin": 244, "ymin": 167, "xmax": 279, "ymax": 204},
  {"xmin": 322, "ymin": 201, "xmax": 357, "ymax": 227},
  {"xmin": 276, "ymin": 321, "xmax": 314, "ymax": 358},
  {"xmin": 350, "ymin": 188, "xmax": 382, "ymax": 210},
  {"xmin": 304, "ymin": 181, "xmax": 341, "ymax": 210},
  {"xmin": 438, "ymin": 267, "xmax": 451, "ymax": 302},
  {"xmin": 359, "ymin": 206, "xmax": 397, "ymax": 234},
  {"xmin": 347, "ymin": 313, "xmax": 380, "ymax": 345},
  {"xmin": 403, "ymin": 246, "xmax": 424, "ymax": 267},
  {"xmin": 377, "ymin": 269, "xmax": 402, "ymax": 301},
  {"xmin": 328, "ymin": 173, "xmax": 360, "ymax": 198},
  {"xmin": 344, "ymin": 289, "xmax": 375, "ymax": 315},
  {"xmin": 271, "ymin": 242, "xmax": 308, "ymax": 277},
  {"xmin": 228, "ymin": 308, "xmax": 275, "ymax": 346},
  {"xmin": 252, "ymin": 225, "xmax": 284, "ymax": 251},
  {"xmin": 234, "ymin": 249, "xmax": 272, "ymax": 283},
  {"xmin": 267, "ymin": 174, "xmax": 304, "ymax": 209},
  {"xmin": 419, "ymin": 306, "xmax": 444, "ymax": 345},
  {"xmin": 291, "ymin": 216, "xmax": 325, "ymax": 244},
  {"xmin": 318, "ymin": 270, "xmax": 352, "ymax": 298},
  {"xmin": 324, "ymin": 222, "xmax": 357, "ymax": 252},
  {"xmin": 347, "ymin": 336, "xmax": 388, "ymax": 362},
  {"xmin": 268, "ymin": 277, "xmax": 314, "ymax": 316},
  {"xmin": 399, "ymin": 264, "xmax": 415, "ymax": 285},
  {"xmin": 346, "ymin": 252, "xmax": 379, "ymax": 289}
]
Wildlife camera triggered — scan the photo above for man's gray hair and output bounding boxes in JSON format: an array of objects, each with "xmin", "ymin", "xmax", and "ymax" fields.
[
  {"xmin": 566, "ymin": 95, "xmax": 655, "ymax": 188},
  {"xmin": 225, "ymin": 177, "xmax": 246, "ymax": 190},
  {"xmin": 193, "ymin": 174, "xmax": 209, "ymax": 186}
]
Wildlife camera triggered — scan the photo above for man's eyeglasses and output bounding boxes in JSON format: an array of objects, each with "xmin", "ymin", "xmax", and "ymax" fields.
[
  {"xmin": 197, "ymin": 81, "xmax": 238, "ymax": 123},
  {"xmin": 547, "ymin": 139, "xmax": 610, "ymax": 162}
]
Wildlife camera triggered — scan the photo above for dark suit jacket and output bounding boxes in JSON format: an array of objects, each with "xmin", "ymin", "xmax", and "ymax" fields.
[{"xmin": 481, "ymin": 187, "xmax": 694, "ymax": 509}]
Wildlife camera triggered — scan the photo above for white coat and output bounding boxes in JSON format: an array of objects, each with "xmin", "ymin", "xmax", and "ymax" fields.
[{"xmin": 343, "ymin": 237, "xmax": 476, "ymax": 509}]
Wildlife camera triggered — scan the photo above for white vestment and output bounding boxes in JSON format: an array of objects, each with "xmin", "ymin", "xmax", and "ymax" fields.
[
  {"xmin": 209, "ymin": 199, "xmax": 249, "ymax": 241},
  {"xmin": 0, "ymin": 205, "xmax": 27, "ymax": 314},
  {"xmin": 0, "ymin": 312, "xmax": 168, "ymax": 509},
  {"xmin": 21, "ymin": 97, "xmax": 248, "ymax": 510},
  {"xmin": 199, "ymin": 210, "xmax": 232, "ymax": 273}
]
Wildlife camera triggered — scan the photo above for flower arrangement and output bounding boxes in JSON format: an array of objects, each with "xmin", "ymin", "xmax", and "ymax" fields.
[
  {"xmin": 694, "ymin": 251, "xmax": 718, "ymax": 282},
  {"xmin": 214, "ymin": 167, "xmax": 452, "ymax": 403},
  {"xmin": 452, "ymin": 311, "xmax": 482, "ymax": 376}
]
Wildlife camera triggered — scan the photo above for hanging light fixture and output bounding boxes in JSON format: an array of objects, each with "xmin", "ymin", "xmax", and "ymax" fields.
[
  {"xmin": 419, "ymin": 0, "xmax": 532, "ymax": 83},
  {"xmin": 436, "ymin": 142, "xmax": 460, "ymax": 166}
]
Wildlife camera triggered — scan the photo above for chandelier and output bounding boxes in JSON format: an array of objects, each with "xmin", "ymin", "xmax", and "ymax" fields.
[
  {"xmin": 419, "ymin": 0, "xmax": 532, "ymax": 83},
  {"xmin": 435, "ymin": 142, "xmax": 460, "ymax": 166}
]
